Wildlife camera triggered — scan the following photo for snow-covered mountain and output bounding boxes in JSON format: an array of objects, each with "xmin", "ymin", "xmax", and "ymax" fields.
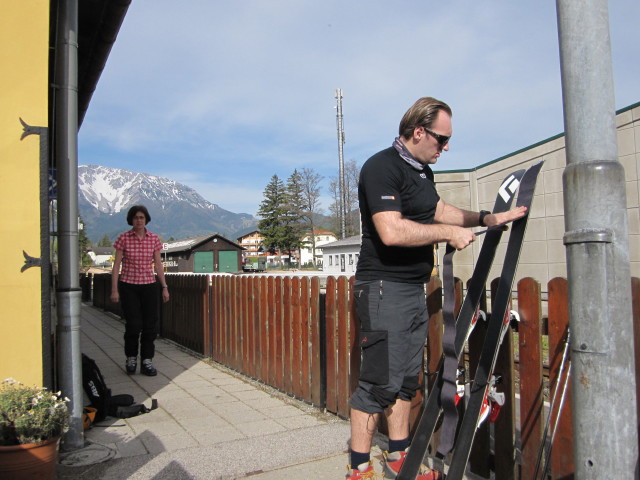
[{"xmin": 78, "ymin": 165, "xmax": 257, "ymax": 243}]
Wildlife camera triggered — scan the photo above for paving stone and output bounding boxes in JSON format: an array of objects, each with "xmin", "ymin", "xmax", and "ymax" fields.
[{"xmin": 235, "ymin": 419, "xmax": 288, "ymax": 437}]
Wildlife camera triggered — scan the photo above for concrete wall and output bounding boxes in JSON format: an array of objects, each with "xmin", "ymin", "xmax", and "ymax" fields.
[{"xmin": 434, "ymin": 102, "xmax": 640, "ymax": 290}]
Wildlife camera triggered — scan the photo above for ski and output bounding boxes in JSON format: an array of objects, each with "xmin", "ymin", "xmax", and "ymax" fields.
[
  {"xmin": 444, "ymin": 160, "xmax": 543, "ymax": 480},
  {"xmin": 396, "ymin": 167, "xmax": 526, "ymax": 480}
]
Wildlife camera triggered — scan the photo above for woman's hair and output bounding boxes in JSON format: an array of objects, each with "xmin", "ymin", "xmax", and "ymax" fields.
[
  {"xmin": 398, "ymin": 97, "xmax": 452, "ymax": 140},
  {"xmin": 126, "ymin": 205, "xmax": 151, "ymax": 225}
]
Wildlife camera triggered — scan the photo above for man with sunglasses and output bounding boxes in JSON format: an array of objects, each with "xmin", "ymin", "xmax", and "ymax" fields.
[{"xmin": 347, "ymin": 97, "xmax": 526, "ymax": 479}]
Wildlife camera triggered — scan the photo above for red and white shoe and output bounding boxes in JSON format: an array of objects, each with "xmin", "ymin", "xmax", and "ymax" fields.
[
  {"xmin": 346, "ymin": 461, "xmax": 379, "ymax": 479},
  {"xmin": 382, "ymin": 449, "xmax": 443, "ymax": 480}
]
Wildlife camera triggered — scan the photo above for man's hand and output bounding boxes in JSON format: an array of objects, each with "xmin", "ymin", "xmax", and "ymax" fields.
[
  {"xmin": 484, "ymin": 206, "xmax": 528, "ymax": 228},
  {"xmin": 449, "ymin": 226, "xmax": 476, "ymax": 250}
]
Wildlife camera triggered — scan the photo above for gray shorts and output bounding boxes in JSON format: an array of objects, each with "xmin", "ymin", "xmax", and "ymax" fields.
[{"xmin": 350, "ymin": 280, "xmax": 429, "ymax": 414}]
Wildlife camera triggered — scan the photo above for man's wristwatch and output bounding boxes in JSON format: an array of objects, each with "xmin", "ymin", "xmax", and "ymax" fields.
[{"xmin": 478, "ymin": 210, "xmax": 491, "ymax": 227}]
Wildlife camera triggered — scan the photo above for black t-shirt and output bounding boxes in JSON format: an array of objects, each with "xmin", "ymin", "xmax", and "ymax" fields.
[{"xmin": 356, "ymin": 146, "xmax": 440, "ymax": 284}]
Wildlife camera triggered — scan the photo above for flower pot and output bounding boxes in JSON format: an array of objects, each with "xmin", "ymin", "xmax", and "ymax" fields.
[{"xmin": 0, "ymin": 436, "xmax": 60, "ymax": 480}]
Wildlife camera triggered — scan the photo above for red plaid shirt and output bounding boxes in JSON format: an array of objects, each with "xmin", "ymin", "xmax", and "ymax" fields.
[{"xmin": 113, "ymin": 229, "xmax": 162, "ymax": 284}]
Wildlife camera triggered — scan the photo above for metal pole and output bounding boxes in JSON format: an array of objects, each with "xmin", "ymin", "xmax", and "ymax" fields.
[
  {"xmin": 54, "ymin": 0, "xmax": 84, "ymax": 449},
  {"xmin": 335, "ymin": 89, "xmax": 346, "ymax": 239},
  {"xmin": 556, "ymin": 1, "xmax": 638, "ymax": 477}
]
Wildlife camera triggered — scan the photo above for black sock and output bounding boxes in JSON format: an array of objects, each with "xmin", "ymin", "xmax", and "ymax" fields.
[
  {"xmin": 350, "ymin": 450, "xmax": 370, "ymax": 468},
  {"xmin": 388, "ymin": 437, "xmax": 410, "ymax": 453}
]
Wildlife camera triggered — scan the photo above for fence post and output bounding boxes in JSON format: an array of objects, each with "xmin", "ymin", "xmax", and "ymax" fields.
[
  {"xmin": 258, "ymin": 276, "xmax": 269, "ymax": 383},
  {"xmin": 274, "ymin": 277, "xmax": 284, "ymax": 390},
  {"xmin": 336, "ymin": 276, "xmax": 351, "ymax": 418},
  {"xmin": 299, "ymin": 277, "xmax": 311, "ymax": 401},
  {"xmin": 325, "ymin": 276, "xmax": 338, "ymax": 414},
  {"xmin": 547, "ymin": 277, "xmax": 573, "ymax": 478},
  {"xmin": 291, "ymin": 276, "xmax": 303, "ymax": 398},
  {"xmin": 283, "ymin": 277, "xmax": 293, "ymax": 393},
  {"xmin": 517, "ymin": 278, "xmax": 543, "ymax": 480},
  {"xmin": 207, "ymin": 275, "xmax": 213, "ymax": 359},
  {"xmin": 311, "ymin": 277, "xmax": 323, "ymax": 407},
  {"xmin": 348, "ymin": 277, "xmax": 360, "ymax": 407}
]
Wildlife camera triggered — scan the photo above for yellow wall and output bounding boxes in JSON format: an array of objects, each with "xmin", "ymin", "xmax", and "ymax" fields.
[{"xmin": 0, "ymin": 1, "xmax": 50, "ymax": 385}]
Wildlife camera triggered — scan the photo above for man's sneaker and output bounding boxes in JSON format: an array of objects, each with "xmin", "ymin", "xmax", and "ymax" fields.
[
  {"xmin": 141, "ymin": 359, "xmax": 157, "ymax": 376},
  {"xmin": 346, "ymin": 460, "xmax": 378, "ymax": 479},
  {"xmin": 382, "ymin": 449, "xmax": 442, "ymax": 480},
  {"xmin": 125, "ymin": 357, "xmax": 137, "ymax": 374}
]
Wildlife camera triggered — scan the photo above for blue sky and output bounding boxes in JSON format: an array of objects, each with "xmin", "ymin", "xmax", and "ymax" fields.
[{"xmin": 78, "ymin": 1, "xmax": 640, "ymax": 216}]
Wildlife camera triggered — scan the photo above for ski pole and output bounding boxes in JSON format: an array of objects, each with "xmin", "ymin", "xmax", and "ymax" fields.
[
  {"xmin": 533, "ymin": 328, "xmax": 571, "ymax": 479},
  {"xmin": 541, "ymin": 361, "xmax": 571, "ymax": 479}
]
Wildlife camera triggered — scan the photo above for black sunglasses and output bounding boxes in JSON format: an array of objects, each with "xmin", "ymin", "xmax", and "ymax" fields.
[{"xmin": 423, "ymin": 126, "xmax": 450, "ymax": 147}]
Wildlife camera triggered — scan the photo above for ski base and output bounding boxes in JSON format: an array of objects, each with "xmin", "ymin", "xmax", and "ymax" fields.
[{"xmin": 397, "ymin": 161, "xmax": 543, "ymax": 480}]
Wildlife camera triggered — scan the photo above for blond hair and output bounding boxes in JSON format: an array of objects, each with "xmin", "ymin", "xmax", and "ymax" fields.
[{"xmin": 399, "ymin": 97, "xmax": 452, "ymax": 139}]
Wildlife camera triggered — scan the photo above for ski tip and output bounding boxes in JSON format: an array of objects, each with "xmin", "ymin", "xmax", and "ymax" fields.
[
  {"xmin": 514, "ymin": 161, "xmax": 545, "ymax": 208},
  {"xmin": 527, "ymin": 160, "xmax": 545, "ymax": 175}
]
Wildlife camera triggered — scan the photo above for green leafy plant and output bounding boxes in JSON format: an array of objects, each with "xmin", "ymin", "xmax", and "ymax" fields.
[{"xmin": 0, "ymin": 378, "xmax": 69, "ymax": 445}]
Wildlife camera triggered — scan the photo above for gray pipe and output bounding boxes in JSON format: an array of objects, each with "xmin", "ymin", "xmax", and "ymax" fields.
[
  {"xmin": 54, "ymin": 0, "xmax": 84, "ymax": 450},
  {"xmin": 556, "ymin": 1, "xmax": 638, "ymax": 477}
]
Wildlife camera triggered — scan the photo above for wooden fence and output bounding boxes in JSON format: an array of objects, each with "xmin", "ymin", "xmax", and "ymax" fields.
[{"xmin": 90, "ymin": 273, "xmax": 640, "ymax": 480}]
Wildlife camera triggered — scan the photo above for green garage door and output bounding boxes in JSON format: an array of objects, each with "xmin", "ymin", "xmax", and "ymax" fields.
[
  {"xmin": 218, "ymin": 251, "xmax": 238, "ymax": 273},
  {"xmin": 194, "ymin": 251, "xmax": 214, "ymax": 273}
]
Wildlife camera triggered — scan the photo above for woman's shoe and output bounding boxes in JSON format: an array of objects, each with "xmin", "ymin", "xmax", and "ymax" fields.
[
  {"xmin": 125, "ymin": 356, "xmax": 137, "ymax": 374},
  {"xmin": 141, "ymin": 359, "xmax": 157, "ymax": 376}
]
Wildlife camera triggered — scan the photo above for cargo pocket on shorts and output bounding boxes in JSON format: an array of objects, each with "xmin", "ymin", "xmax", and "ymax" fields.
[{"xmin": 359, "ymin": 330, "xmax": 389, "ymax": 385}]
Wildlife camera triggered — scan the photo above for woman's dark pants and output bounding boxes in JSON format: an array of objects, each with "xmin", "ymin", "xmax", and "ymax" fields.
[{"xmin": 118, "ymin": 281, "xmax": 159, "ymax": 360}]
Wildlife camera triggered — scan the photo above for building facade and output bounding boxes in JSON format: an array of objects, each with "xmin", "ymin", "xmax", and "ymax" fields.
[
  {"xmin": 237, "ymin": 230, "xmax": 263, "ymax": 257},
  {"xmin": 0, "ymin": 2, "xmax": 50, "ymax": 386},
  {"xmin": 163, "ymin": 234, "xmax": 244, "ymax": 273},
  {"xmin": 322, "ymin": 235, "xmax": 361, "ymax": 275},
  {"xmin": 87, "ymin": 246, "xmax": 113, "ymax": 267},
  {"xmin": 300, "ymin": 230, "xmax": 338, "ymax": 267},
  {"xmin": 0, "ymin": 1, "xmax": 130, "ymax": 387}
]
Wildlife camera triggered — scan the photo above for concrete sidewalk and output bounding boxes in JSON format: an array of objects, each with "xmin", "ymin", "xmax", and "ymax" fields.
[{"xmin": 56, "ymin": 304, "xmax": 386, "ymax": 479}]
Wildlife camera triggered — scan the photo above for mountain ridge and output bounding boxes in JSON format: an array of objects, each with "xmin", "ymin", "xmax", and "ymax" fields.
[{"xmin": 78, "ymin": 165, "xmax": 258, "ymax": 243}]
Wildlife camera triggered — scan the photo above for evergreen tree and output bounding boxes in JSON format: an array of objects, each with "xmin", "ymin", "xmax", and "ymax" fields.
[
  {"xmin": 97, "ymin": 234, "xmax": 112, "ymax": 247},
  {"xmin": 283, "ymin": 170, "xmax": 307, "ymax": 263},
  {"xmin": 257, "ymin": 172, "xmax": 312, "ymax": 267},
  {"xmin": 257, "ymin": 174, "xmax": 287, "ymax": 255},
  {"xmin": 78, "ymin": 217, "xmax": 93, "ymax": 267}
]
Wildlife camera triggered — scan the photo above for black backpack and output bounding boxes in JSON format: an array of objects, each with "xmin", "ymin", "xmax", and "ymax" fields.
[{"xmin": 81, "ymin": 354, "xmax": 157, "ymax": 422}]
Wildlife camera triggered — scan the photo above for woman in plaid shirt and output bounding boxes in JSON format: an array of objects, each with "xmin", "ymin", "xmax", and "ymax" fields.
[{"xmin": 110, "ymin": 205, "xmax": 170, "ymax": 376}]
